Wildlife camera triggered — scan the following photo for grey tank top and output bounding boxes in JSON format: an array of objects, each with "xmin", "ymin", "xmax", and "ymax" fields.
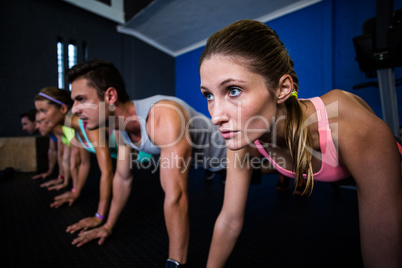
[{"xmin": 121, "ymin": 95, "xmax": 226, "ymax": 171}]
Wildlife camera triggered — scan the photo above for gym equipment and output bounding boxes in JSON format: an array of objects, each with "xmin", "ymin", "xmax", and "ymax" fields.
[{"xmin": 353, "ymin": 0, "xmax": 402, "ymax": 137}]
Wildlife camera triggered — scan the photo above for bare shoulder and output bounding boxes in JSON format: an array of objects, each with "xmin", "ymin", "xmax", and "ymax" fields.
[
  {"xmin": 67, "ymin": 114, "xmax": 81, "ymax": 132},
  {"xmin": 320, "ymin": 90, "xmax": 395, "ymax": 161},
  {"xmin": 321, "ymin": 89, "xmax": 372, "ymax": 113},
  {"xmin": 320, "ymin": 89, "xmax": 379, "ymax": 126},
  {"xmin": 149, "ymin": 100, "xmax": 189, "ymax": 126},
  {"xmin": 148, "ymin": 100, "xmax": 190, "ymax": 146}
]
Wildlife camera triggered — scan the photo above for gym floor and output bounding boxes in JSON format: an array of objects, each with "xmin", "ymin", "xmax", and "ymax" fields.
[{"xmin": 2, "ymin": 156, "xmax": 363, "ymax": 267}]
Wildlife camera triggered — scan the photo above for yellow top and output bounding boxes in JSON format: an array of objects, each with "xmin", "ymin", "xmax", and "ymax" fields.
[{"xmin": 61, "ymin": 126, "xmax": 75, "ymax": 146}]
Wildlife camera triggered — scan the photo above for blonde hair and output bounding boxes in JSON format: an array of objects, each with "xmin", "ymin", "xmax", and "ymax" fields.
[{"xmin": 200, "ymin": 19, "xmax": 314, "ymax": 194}]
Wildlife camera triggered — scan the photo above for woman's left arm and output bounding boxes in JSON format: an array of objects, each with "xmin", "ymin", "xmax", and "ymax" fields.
[{"xmin": 336, "ymin": 92, "xmax": 402, "ymax": 268}]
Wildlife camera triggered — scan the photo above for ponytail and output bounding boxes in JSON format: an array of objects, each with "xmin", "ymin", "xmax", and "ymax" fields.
[{"xmin": 284, "ymin": 95, "xmax": 314, "ymax": 195}]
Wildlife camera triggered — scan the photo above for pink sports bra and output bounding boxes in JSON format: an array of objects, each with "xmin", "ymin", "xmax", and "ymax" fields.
[{"xmin": 254, "ymin": 97, "xmax": 350, "ymax": 182}]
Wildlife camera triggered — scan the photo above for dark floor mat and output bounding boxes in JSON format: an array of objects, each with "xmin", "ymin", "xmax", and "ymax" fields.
[{"xmin": 1, "ymin": 163, "xmax": 362, "ymax": 268}]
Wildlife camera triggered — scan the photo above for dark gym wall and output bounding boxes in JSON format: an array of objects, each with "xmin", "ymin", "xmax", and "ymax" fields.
[{"xmin": 0, "ymin": 0, "xmax": 175, "ymax": 137}]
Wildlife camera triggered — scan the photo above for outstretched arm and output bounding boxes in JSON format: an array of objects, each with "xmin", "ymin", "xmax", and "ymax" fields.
[
  {"xmin": 207, "ymin": 147, "xmax": 253, "ymax": 268},
  {"xmin": 40, "ymin": 138, "xmax": 64, "ymax": 187},
  {"xmin": 32, "ymin": 138, "xmax": 57, "ymax": 179},
  {"xmin": 153, "ymin": 112, "xmax": 192, "ymax": 265},
  {"xmin": 328, "ymin": 90, "xmax": 402, "ymax": 267},
  {"xmin": 339, "ymin": 118, "xmax": 402, "ymax": 267},
  {"xmin": 67, "ymin": 128, "xmax": 114, "ymax": 232},
  {"xmin": 48, "ymin": 141, "xmax": 71, "ymax": 191},
  {"xmin": 51, "ymin": 145, "xmax": 90, "ymax": 208},
  {"xmin": 71, "ymin": 135, "xmax": 133, "ymax": 247}
]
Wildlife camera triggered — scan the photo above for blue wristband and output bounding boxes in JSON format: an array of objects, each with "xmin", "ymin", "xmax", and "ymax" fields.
[
  {"xmin": 95, "ymin": 212, "xmax": 105, "ymax": 220},
  {"xmin": 166, "ymin": 259, "xmax": 186, "ymax": 268}
]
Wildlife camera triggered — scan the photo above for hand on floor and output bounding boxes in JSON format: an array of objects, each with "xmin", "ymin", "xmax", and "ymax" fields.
[
  {"xmin": 71, "ymin": 224, "xmax": 112, "ymax": 247},
  {"xmin": 66, "ymin": 216, "xmax": 103, "ymax": 234}
]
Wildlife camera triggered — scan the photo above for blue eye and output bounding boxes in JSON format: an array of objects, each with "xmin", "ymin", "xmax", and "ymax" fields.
[
  {"xmin": 205, "ymin": 93, "xmax": 214, "ymax": 101},
  {"xmin": 229, "ymin": 88, "xmax": 241, "ymax": 97}
]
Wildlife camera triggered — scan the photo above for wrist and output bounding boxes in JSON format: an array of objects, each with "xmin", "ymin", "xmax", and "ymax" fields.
[
  {"xmin": 102, "ymin": 223, "xmax": 113, "ymax": 234},
  {"xmin": 71, "ymin": 188, "xmax": 80, "ymax": 195},
  {"xmin": 165, "ymin": 259, "xmax": 187, "ymax": 268},
  {"xmin": 95, "ymin": 212, "xmax": 105, "ymax": 220}
]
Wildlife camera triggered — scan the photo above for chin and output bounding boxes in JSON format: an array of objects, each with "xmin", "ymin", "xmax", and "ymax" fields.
[
  {"xmin": 86, "ymin": 122, "xmax": 100, "ymax": 130},
  {"xmin": 225, "ymin": 140, "xmax": 248, "ymax": 151}
]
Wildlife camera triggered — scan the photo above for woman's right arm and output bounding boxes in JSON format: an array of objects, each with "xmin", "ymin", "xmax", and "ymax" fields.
[{"xmin": 207, "ymin": 147, "xmax": 254, "ymax": 268}]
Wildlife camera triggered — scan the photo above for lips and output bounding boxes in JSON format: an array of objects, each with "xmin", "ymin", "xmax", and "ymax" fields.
[{"xmin": 220, "ymin": 130, "xmax": 238, "ymax": 139}]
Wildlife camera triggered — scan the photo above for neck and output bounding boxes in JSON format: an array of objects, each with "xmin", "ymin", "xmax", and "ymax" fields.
[
  {"xmin": 258, "ymin": 103, "xmax": 288, "ymax": 148},
  {"xmin": 114, "ymin": 101, "xmax": 141, "ymax": 135},
  {"xmin": 52, "ymin": 124, "xmax": 64, "ymax": 136}
]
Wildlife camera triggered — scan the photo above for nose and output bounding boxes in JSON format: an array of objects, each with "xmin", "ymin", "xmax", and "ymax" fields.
[
  {"xmin": 71, "ymin": 101, "xmax": 81, "ymax": 115},
  {"xmin": 210, "ymin": 99, "xmax": 229, "ymax": 126}
]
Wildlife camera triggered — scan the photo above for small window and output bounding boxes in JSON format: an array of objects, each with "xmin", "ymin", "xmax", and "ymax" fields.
[
  {"xmin": 68, "ymin": 43, "xmax": 77, "ymax": 90},
  {"xmin": 68, "ymin": 43, "xmax": 77, "ymax": 68},
  {"xmin": 57, "ymin": 40, "xmax": 64, "ymax": 89},
  {"xmin": 57, "ymin": 39, "xmax": 82, "ymax": 90}
]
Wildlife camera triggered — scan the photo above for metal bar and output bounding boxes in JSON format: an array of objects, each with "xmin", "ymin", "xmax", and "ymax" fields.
[{"xmin": 377, "ymin": 68, "xmax": 400, "ymax": 137}]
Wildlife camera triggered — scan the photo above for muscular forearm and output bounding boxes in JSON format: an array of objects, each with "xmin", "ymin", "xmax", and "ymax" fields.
[
  {"xmin": 73, "ymin": 162, "xmax": 90, "ymax": 195},
  {"xmin": 164, "ymin": 194, "xmax": 190, "ymax": 263},
  {"xmin": 104, "ymin": 177, "xmax": 132, "ymax": 230},
  {"xmin": 96, "ymin": 170, "xmax": 113, "ymax": 217}
]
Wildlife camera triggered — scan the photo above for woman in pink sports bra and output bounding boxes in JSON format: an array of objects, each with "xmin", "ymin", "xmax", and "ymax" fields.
[{"xmin": 199, "ymin": 20, "xmax": 401, "ymax": 268}]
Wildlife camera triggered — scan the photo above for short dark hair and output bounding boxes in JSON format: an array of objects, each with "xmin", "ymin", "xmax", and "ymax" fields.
[
  {"xmin": 20, "ymin": 109, "xmax": 37, "ymax": 122},
  {"xmin": 66, "ymin": 59, "xmax": 130, "ymax": 102}
]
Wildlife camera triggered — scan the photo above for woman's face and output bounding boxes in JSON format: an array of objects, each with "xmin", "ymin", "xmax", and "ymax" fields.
[
  {"xmin": 200, "ymin": 55, "xmax": 278, "ymax": 150},
  {"xmin": 35, "ymin": 100, "xmax": 66, "ymax": 129}
]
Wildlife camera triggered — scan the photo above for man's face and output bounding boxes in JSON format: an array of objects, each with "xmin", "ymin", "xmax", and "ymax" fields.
[
  {"xmin": 21, "ymin": 116, "xmax": 37, "ymax": 135},
  {"xmin": 35, "ymin": 112, "xmax": 52, "ymax": 136},
  {"xmin": 71, "ymin": 78, "xmax": 107, "ymax": 130}
]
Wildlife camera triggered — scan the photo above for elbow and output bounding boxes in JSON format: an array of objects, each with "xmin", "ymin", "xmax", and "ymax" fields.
[
  {"xmin": 217, "ymin": 213, "xmax": 244, "ymax": 238},
  {"xmin": 62, "ymin": 158, "xmax": 70, "ymax": 168},
  {"xmin": 114, "ymin": 174, "xmax": 133, "ymax": 189},
  {"xmin": 164, "ymin": 189, "xmax": 188, "ymax": 210},
  {"xmin": 101, "ymin": 169, "xmax": 114, "ymax": 181}
]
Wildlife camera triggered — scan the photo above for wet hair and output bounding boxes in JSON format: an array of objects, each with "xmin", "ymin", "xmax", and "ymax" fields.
[
  {"xmin": 20, "ymin": 109, "xmax": 37, "ymax": 122},
  {"xmin": 34, "ymin": 87, "xmax": 73, "ymax": 108},
  {"xmin": 200, "ymin": 19, "xmax": 314, "ymax": 195},
  {"xmin": 66, "ymin": 59, "xmax": 129, "ymax": 103}
]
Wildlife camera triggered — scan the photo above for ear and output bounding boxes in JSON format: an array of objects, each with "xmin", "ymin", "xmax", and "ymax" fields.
[
  {"xmin": 60, "ymin": 104, "xmax": 69, "ymax": 115},
  {"xmin": 104, "ymin": 87, "xmax": 118, "ymax": 105},
  {"xmin": 276, "ymin": 74, "xmax": 293, "ymax": 104}
]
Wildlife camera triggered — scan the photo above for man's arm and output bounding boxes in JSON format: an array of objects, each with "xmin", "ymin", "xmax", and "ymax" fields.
[
  {"xmin": 71, "ymin": 132, "xmax": 134, "ymax": 247},
  {"xmin": 150, "ymin": 102, "xmax": 192, "ymax": 265},
  {"xmin": 66, "ymin": 128, "xmax": 114, "ymax": 232}
]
